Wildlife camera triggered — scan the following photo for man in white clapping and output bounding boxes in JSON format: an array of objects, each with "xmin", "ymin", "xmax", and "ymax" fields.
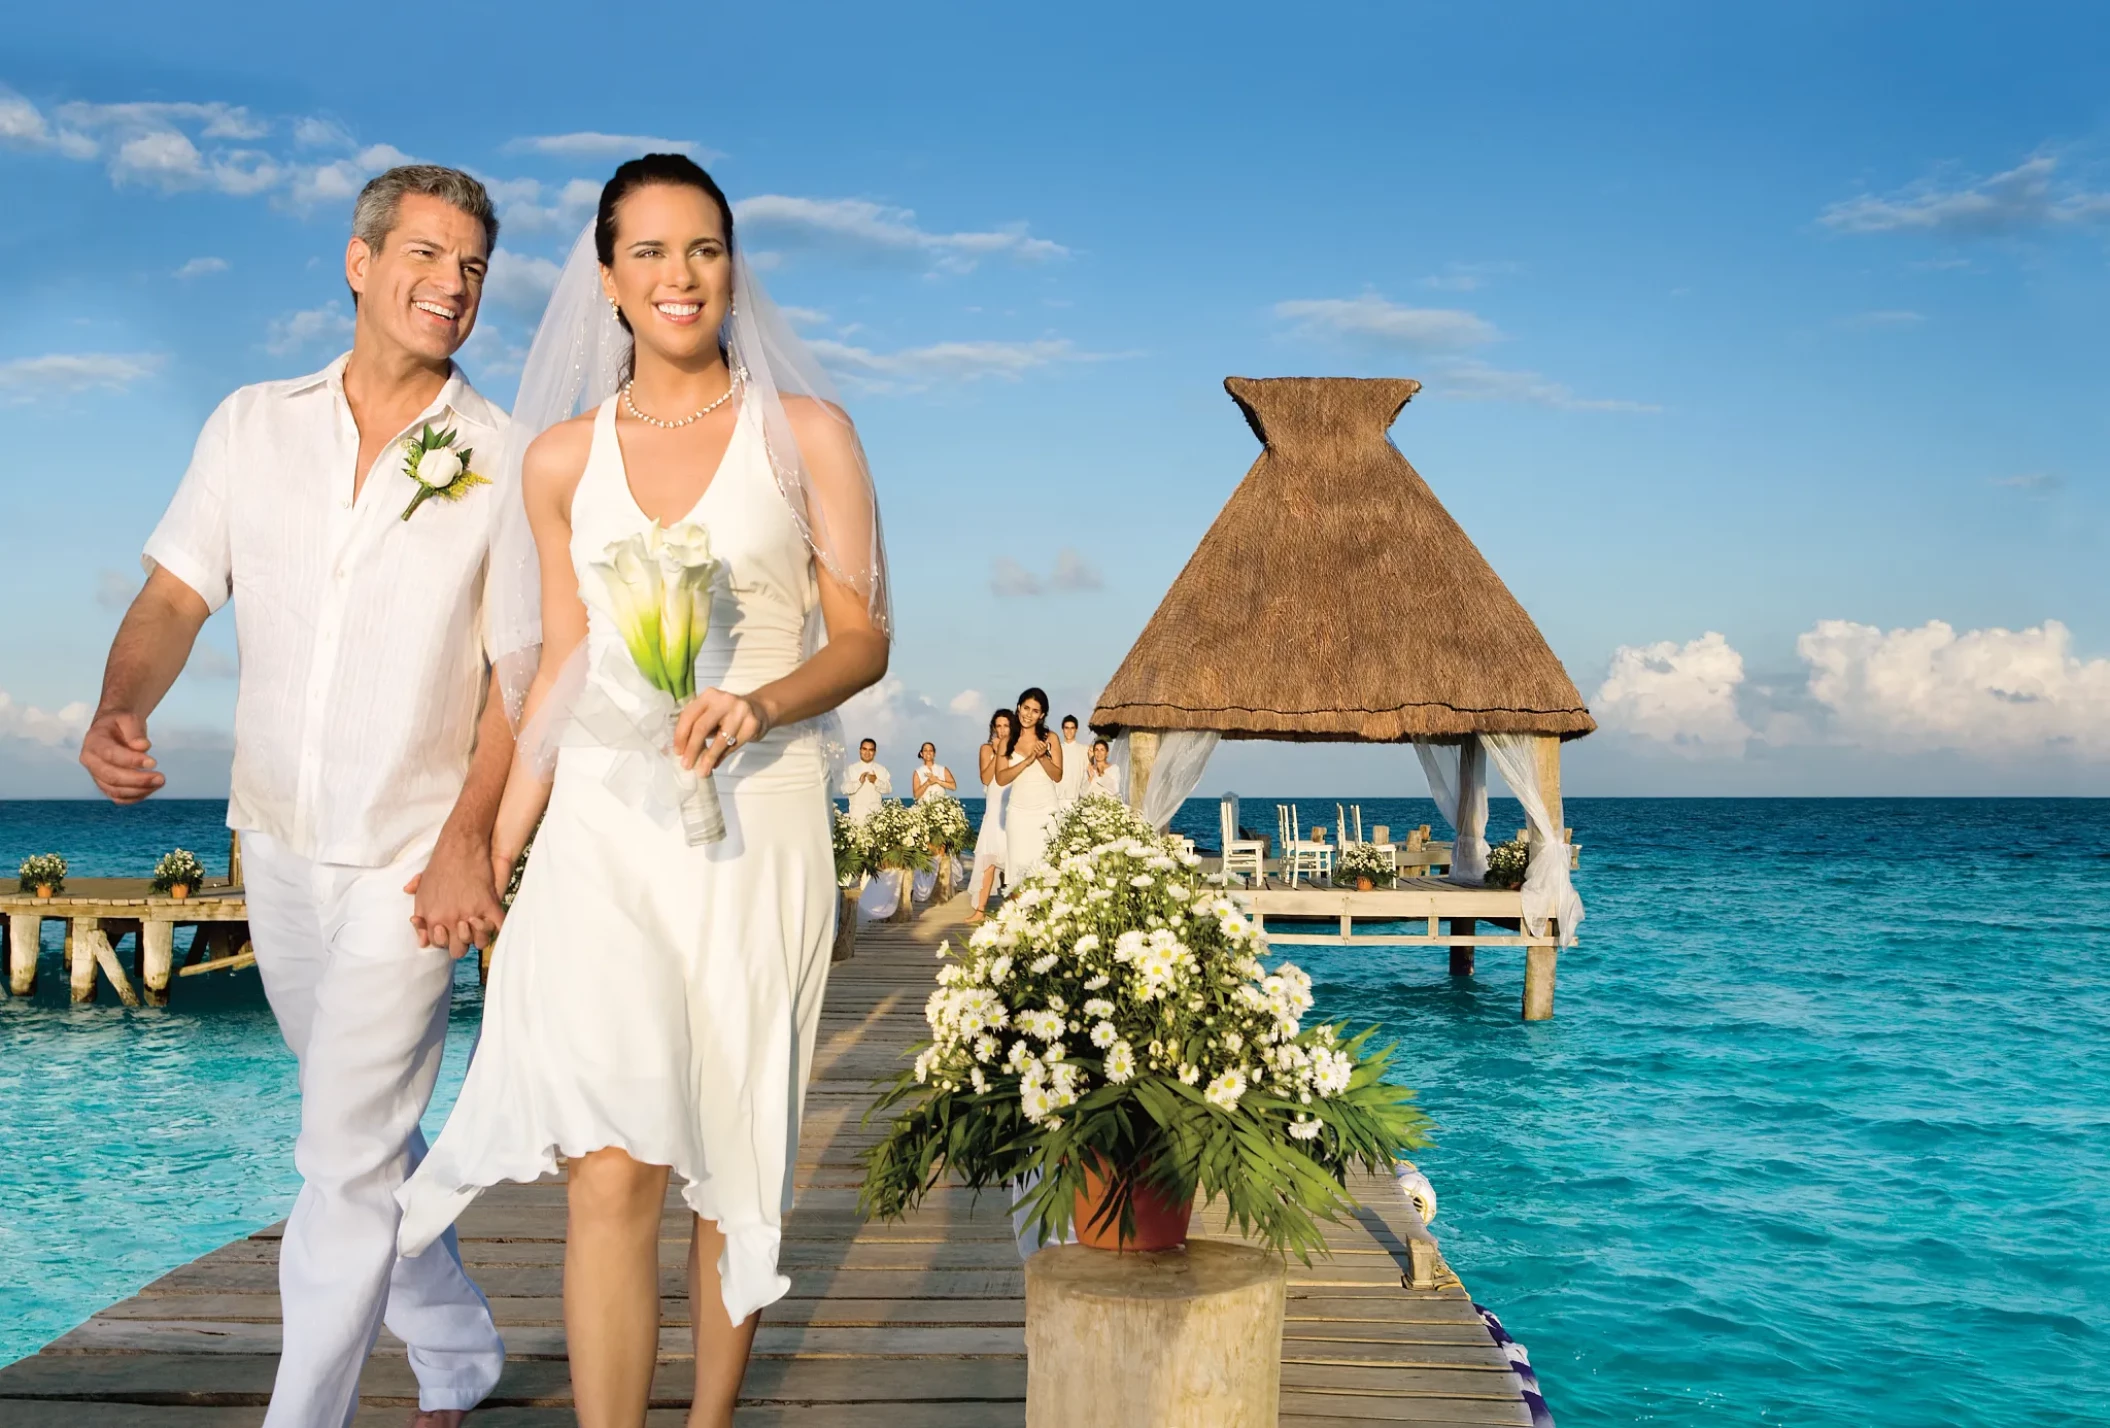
[
  {"xmin": 846, "ymin": 737, "xmax": 893, "ymax": 819},
  {"xmin": 78, "ymin": 167, "xmax": 509, "ymax": 1428}
]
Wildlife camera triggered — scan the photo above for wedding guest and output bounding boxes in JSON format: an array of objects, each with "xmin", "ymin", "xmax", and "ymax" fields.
[
  {"xmin": 912, "ymin": 741, "xmax": 957, "ymax": 802},
  {"xmin": 846, "ymin": 738, "xmax": 892, "ymax": 819},
  {"xmin": 968, "ymin": 709, "xmax": 1015, "ymax": 923},
  {"xmin": 1085, "ymin": 738, "xmax": 1122, "ymax": 798},
  {"xmin": 1055, "ymin": 714, "xmax": 1090, "ymax": 806},
  {"xmin": 996, "ymin": 688, "xmax": 1063, "ymax": 881}
]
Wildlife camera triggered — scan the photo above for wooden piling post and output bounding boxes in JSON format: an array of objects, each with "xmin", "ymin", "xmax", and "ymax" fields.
[
  {"xmin": 831, "ymin": 887, "xmax": 858, "ymax": 962},
  {"xmin": 7, "ymin": 913, "xmax": 37, "ymax": 996},
  {"xmin": 1025, "ymin": 1239, "xmax": 1285, "ymax": 1428},
  {"xmin": 141, "ymin": 920, "xmax": 176, "ymax": 1006},
  {"xmin": 1448, "ymin": 918, "xmax": 1475, "ymax": 977},
  {"xmin": 1522, "ymin": 735, "xmax": 1563, "ymax": 1022},
  {"xmin": 1125, "ymin": 730, "xmax": 1160, "ymax": 819},
  {"xmin": 68, "ymin": 917, "xmax": 94, "ymax": 1004}
]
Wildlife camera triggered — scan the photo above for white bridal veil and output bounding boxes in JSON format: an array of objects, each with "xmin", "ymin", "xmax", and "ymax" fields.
[{"xmin": 485, "ymin": 219, "xmax": 892, "ymax": 733}]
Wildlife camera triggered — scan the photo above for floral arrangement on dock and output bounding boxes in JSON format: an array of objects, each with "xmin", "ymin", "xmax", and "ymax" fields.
[
  {"xmin": 833, "ymin": 810, "xmax": 873, "ymax": 887},
  {"xmin": 1483, "ymin": 838, "xmax": 1530, "ymax": 890},
  {"xmin": 915, "ymin": 796, "xmax": 973, "ymax": 858},
  {"xmin": 1043, "ymin": 792, "xmax": 1158, "ymax": 864},
  {"xmin": 151, "ymin": 849, "xmax": 206, "ymax": 898},
  {"xmin": 863, "ymin": 800, "xmax": 933, "ymax": 875},
  {"xmin": 18, "ymin": 852, "xmax": 66, "ymax": 897},
  {"xmin": 859, "ymin": 836, "xmax": 1433, "ymax": 1256},
  {"xmin": 1333, "ymin": 842, "xmax": 1396, "ymax": 890}
]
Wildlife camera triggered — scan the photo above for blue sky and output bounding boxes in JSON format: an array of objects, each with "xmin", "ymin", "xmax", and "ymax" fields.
[{"xmin": 2, "ymin": 1, "xmax": 2106, "ymax": 797}]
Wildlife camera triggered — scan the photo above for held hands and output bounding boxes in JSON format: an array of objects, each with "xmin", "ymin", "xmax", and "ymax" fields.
[
  {"xmin": 80, "ymin": 710, "xmax": 165, "ymax": 804},
  {"xmin": 675, "ymin": 688, "xmax": 771, "ymax": 776},
  {"xmin": 405, "ymin": 831, "xmax": 506, "ymax": 960}
]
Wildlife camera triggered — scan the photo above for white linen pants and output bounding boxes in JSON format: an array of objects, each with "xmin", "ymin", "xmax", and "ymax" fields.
[{"xmin": 242, "ymin": 830, "xmax": 505, "ymax": 1426}]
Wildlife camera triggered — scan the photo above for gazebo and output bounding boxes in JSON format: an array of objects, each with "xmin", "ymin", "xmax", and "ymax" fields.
[{"xmin": 1091, "ymin": 376, "xmax": 1592, "ymax": 1019}]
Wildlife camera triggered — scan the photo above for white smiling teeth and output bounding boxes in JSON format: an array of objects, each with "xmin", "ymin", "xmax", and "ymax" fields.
[
  {"xmin": 657, "ymin": 302, "xmax": 700, "ymax": 316},
  {"xmin": 414, "ymin": 301, "xmax": 458, "ymax": 319}
]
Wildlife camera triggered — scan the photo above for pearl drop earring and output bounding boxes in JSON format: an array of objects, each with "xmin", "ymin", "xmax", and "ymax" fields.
[{"xmin": 608, "ymin": 298, "xmax": 621, "ymax": 320}]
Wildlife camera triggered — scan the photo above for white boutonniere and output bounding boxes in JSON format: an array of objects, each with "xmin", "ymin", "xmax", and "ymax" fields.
[{"xmin": 398, "ymin": 423, "xmax": 488, "ymax": 521}]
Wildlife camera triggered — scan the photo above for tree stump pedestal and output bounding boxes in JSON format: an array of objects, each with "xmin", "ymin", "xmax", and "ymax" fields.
[
  {"xmin": 832, "ymin": 887, "xmax": 859, "ymax": 963},
  {"xmin": 1025, "ymin": 1239, "xmax": 1284, "ymax": 1427}
]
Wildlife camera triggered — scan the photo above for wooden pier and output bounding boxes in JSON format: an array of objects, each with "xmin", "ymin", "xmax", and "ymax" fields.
[
  {"xmin": 0, "ymin": 899, "xmax": 1542, "ymax": 1425},
  {"xmin": 1, "ymin": 877, "xmax": 251, "ymax": 1006}
]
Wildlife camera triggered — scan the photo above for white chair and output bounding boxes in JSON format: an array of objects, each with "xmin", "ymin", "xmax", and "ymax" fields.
[
  {"xmin": 1220, "ymin": 794, "xmax": 1266, "ymax": 886},
  {"xmin": 1279, "ymin": 803, "xmax": 1333, "ymax": 886}
]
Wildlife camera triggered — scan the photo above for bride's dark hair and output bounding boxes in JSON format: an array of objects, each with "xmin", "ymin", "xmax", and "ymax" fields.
[
  {"xmin": 1014, "ymin": 687, "xmax": 1051, "ymax": 741},
  {"xmin": 988, "ymin": 708, "xmax": 1016, "ymax": 755},
  {"xmin": 594, "ymin": 153, "xmax": 735, "ymax": 336}
]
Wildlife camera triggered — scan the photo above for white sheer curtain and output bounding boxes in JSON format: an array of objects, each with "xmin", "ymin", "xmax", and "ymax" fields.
[
  {"xmin": 1413, "ymin": 737, "xmax": 1489, "ymax": 884},
  {"xmin": 1141, "ymin": 731, "xmax": 1219, "ymax": 831},
  {"xmin": 1110, "ymin": 731, "xmax": 1221, "ymax": 832},
  {"xmin": 1482, "ymin": 734, "xmax": 1583, "ymax": 947}
]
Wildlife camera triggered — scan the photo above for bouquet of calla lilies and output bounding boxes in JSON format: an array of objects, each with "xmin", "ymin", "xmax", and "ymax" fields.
[{"xmin": 589, "ymin": 520, "xmax": 725, "ymax": 844}]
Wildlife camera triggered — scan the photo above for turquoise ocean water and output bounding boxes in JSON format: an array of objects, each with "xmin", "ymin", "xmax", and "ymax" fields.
[{"xmin": 1, "ymin": 796, "xmax": 2104, "ymax": 1424}]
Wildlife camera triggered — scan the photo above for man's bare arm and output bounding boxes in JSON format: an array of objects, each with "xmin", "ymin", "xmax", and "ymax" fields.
[{"xmin": 79, "ymin": 568, "xmax": 211, "ymax": 803}]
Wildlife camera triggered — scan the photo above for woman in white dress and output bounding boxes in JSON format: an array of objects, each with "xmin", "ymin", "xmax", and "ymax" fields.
[
  {"xmin": 1084, "ymin": 737, "xmax": 1122, "ymax": 797},
  {"xmin": 911, "ymin": 741, "xmax": 956, "ymax": 801},
  {"xmin": 396, "ymin": 156, "xmax": 889, "ymax": 1428},
  {"xmin": 966, "ymin": 709, "xmax": 1014, "ymax": 924},
  {"xmin": 997, "ymin": 687, "xmax": 1063, "ymax": 882}
]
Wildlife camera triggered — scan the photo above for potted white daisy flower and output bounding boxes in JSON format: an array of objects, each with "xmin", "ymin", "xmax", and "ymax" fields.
[{"xmin": 859, "ymin": 835, "xmax": 1433, "ymax": 1255}]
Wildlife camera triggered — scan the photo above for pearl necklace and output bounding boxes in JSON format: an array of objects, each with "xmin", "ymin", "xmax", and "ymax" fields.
[{"xmin": 622, "ymin": 373, "xmax": 739, "ymax": 429}]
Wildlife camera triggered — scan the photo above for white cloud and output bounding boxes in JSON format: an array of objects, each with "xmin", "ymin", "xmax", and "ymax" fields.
[
  {"xmin": 1419, "ymin": 261, "xmax": 1519, "ymax": 293},
  {"xmin": 1799, "ymin": 619, "xmax": 2110, "ymax": 758},
  {"xmin": 57, "ymin": 100, "xmax": 267, "ymax": 141},
  {"xmin": 266, "ymin": 302, "xmax": 354, "ymax": 357},
  {"xmin": 0, "ymin": 690, "xmax": 91, "ymax": 748},
  {"xmin": 0, "ymin": 351, "xmax": 164, "ymax": 398},
  {"xmin": 96, "ymin": 568, "xmax": 137, "ymax": 612},
  {"xmin": 1820, "ymin": 155, "xmax": 2110, "ymax": 237},
  {"xmin": 1273, "ymin": 294, "xmax": 1499, "ymax": 350},
  {"xmin": 948, "ymin": 689, "xmax": 985, "ymax": 715},
  {"xmin": 1431, "ymin": 358, "xmax": 1660, "ymax": 413},
  {"xmin": 809, "ymin": 335, "xmax": 1100, "ymax": 390},
  {"xmin": 285, "ymin": 143, "xmax": 414, "ymax": 212},
  {"xmin": 733, "ymin": 195, "xmax": 1067, "ymax": 271},
  {"xmin": 990, "ymin": 557, "xmax": 1044, "ymax": 598},
  {"xmin": 1594, "ymin": 632, "xmax": 1752, "ymax": 755},
  {"xmin": 190, "ymin": 643, "xmax": 239, "ymax": 679},
  {"xmin": 486, "ymin": 247, "xmax": 563, "ymax": 312},
  {"xmin": 488, "ymin": 175, "xmax": 601, "ymax": 234},
  {"xmin": 292, "ymin": 116, "xmax": 353, "ymax": 149},
  {"xmin": 1050, "ymin": 548, "xmax": 1103, "ymax": 591},
  {"xmin": 504, "ymin": 132, "xmax": 711, "ymax": 159},
  {"xmin": 174, "ymin": 256, "xmax": 228, "ymax": 279},
  {"xmin": 0, "ymin": 88, "xmax": 96, "ymax": 157},
  {"xmin": 1991, "ymin": 472, "xmax": 2061, "ymax": 492}
]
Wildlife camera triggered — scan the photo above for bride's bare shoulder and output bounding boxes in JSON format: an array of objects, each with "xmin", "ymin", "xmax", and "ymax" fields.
[{"xmin": 522, "ymin": 413, "xmax": 596, "ymax": 502}]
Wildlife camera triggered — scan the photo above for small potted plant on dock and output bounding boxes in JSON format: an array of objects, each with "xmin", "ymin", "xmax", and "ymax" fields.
[
  {"xmin": 18, "ymin": 853, "xmax": 66, "ymax": 900},
  {"xmin": 1483, "ymin": 837, "xmax": 1530, "ymax": 890},
  {"xmin": 860, "ymin": 835, "xmax": 1433, "ymax": 1256},
  {"xmin": 916, "ymin": 796, "xmax": 972, "ymax": 899},
  {"xmin": 1334, "ymin": 842, "xmax": 1396, "ymax": 892},
  {"xmin": 866, "ymin": 801, "xmax": 932, "ymax": 924},
  {"xmin": 151, "ymin": 848, "xmax": 206, "ymax": 901}
]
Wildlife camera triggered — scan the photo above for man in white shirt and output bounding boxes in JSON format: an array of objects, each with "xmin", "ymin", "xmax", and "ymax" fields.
[
  {"xmin": 846, "ymin": 738, "xmax": 893, "ymax": 819},
  {"xmin": 79, "ymin": 167, "xmax": 509, "ymax": 1428},
  {"xmin": 1056, "ymin": 715, "xmax": 1090, "ymax": 805}
]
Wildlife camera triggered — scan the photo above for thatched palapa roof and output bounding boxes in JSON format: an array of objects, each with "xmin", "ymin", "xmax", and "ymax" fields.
[{"xmin": 1091, "ymin": 376, "xmax": 1595, "ymax": 743}]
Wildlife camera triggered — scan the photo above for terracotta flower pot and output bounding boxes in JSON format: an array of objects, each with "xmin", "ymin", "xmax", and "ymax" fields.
[
  {"xmin": 34, "ymin": 883, "xmax": 52, "ymax": 900},
  {"xmin": 170, "ymin": 884, "xmax": 191, "ymax": 901},
  {"xmin": 1073, "ymin": 1160, "xmax": 1195, "ymax": 1252},
  {"xmin": 1355, "ymin": 876, "xmax": 1374, "ymax": 892}
]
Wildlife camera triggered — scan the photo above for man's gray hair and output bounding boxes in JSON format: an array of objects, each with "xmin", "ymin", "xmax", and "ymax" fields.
[{"xmin": 352, "ymin": 165, "xmax": 500, "ymax": 254}]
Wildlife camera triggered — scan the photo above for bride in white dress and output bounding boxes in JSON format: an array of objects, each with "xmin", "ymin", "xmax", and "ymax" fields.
[
  {"xmin": 997, "ymin": 687, "xmax": 1063, "ymax": 882},
  {"xmin": 967, "ymin": 708, "xmax": 1014, "ymax": 923},
  {"xmin": 397, "ymin": 156, "xmax": 889, "ymax": 1428}
]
